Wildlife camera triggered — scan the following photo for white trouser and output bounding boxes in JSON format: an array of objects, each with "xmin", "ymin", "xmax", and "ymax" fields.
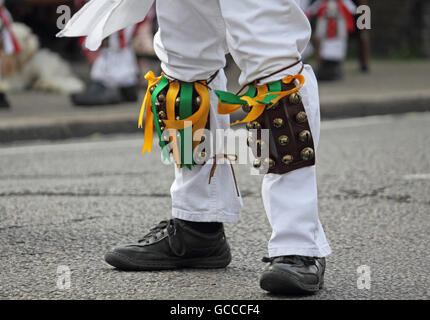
[
  {"xmin": 156, "ymin": 0, "xmax": 331, "ymax": 258},
  {"xmin": 91, "ymin": 27, "xmax": 138, "ymax": 88}
]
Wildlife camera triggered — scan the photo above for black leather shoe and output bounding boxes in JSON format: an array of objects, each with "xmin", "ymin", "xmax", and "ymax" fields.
[
  {"xmin": 104, "ymin": 219, "xmax": 232, "ymax": 271},
  {"xmin": 260, "ymin": 255, "xmax": 325, "ymax": 295},
  {"xmin": 71, "ymin": 81, "xmax": 122, "ymax": 106}
]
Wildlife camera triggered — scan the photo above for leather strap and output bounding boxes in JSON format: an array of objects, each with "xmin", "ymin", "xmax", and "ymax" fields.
[
  {"xmin": 162, "ymin": 70, "xmax": 220, "ymax": 86},
  {"xmin": 236, "ymin": 59, "xmax": 304, "ymax": 95},
  {"xmin": 256, "ymin": 59, "xmax": 303, "ymax": 83},
  {"xmin": 208, "ymin": 154, "xmax": 240, "ymax": 197}
]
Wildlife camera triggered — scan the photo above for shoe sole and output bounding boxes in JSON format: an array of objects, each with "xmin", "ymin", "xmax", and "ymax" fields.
[
  {"xmin": 260, "ymin": 270, "xmax": 324, "ymax": 295},
  {"xmin": 104, "ymin": 250, "xmax": 232, "ymax": 271}
]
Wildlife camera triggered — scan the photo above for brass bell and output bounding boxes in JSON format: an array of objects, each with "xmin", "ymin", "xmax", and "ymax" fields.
[
  {"xmin": 282, "ymin": 155, "xmax": 294, "ymax": 165},
  {"xmin": 278, "ymin": 135, "xmax": 289, "ymax": 146},
  {"xmin": 273, "ymin": 118, "xmax": 284, "ymax": 128},
  {"xmin": 247, "ymin": 136, "xmax": 253, "ymax": 146},
  {"xmin": 295, "ymin": 111, "xmax": 307, "ymax": 123},
  {"xmin": 289, "ymin": 92, "xmax": 302, "ymax": 105},
  {"xmin": 195, "ymin": 96, "xmax": 202, "ymax": 106},
  {"xmin": 158, "ymin": 111, "xmax": 166, "ymax": 119},
  {"xmin": 158, "ymin": 94, "xmax": 166, "ymax": 103},
  {"xmin": 264, "ymin": 158, "xmax": 275, "ymax": 168},
  {"xmin": 256, "ymin": 139, "xmax": 264, "ymax": 148},
  {"xmin": 298, "ymin": 130, "xmax": 312, "ymax": 143},
  {"xmin": 246, "ymin": 122, "xmax": 253, "ymax": 130},
  {"xmin": 155, "ymin": 100, "xmax": 161, "ymax": 107},
  {"xmin": 160, "ymin": 125, "xmax": 166, "ymax": 131},
  {"xmin": 253, "ymin": 159, "xmax": 262, "ymax": 168},
  {"xmin": 175, "ymin": 116, "xmax": 180, "ymax": 120},
  {"xmin": 175, "ymin": 97, "xmax": 181, "ymax": 108},
  {"xmin": 149, "ymin": 86, "xmax": 156, "ymax": 94},
  {"xmin": 251, "ymin": 121, "xmax": 262, "ymax": 130},
  {"xmin": 301, "ymin": 147, "xmax": 315, "ymax": 161},
  {"xmin": 242, "ymin": 104, "xmax": 251, "ymax": 113},
  {"xmin": 158, "ymin": 119, "xmax": 164, "ymax": 125},
  {"xmin": 199, "ymin": 151, "xmax": 206, "ymax": 158}
]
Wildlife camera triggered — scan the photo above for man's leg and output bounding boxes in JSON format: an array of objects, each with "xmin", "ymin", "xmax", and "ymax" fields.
[
  {"xmin": 154, "ymin": 0, "xmax": 242, "ymax": 223},
  {"xmin": 104, "ymin": 0, "xmax": 242, "ymax": 270},
  {"xmin": 262, "ymin": 65, "xmax": 331, "ymax": 258},
  {"xmin": 170, "ymin": 71, "xmax": 243, "ymax": 224},
  {"xmin": 219, "ymin": 0, "xmax": 331, "ymax": 293}
]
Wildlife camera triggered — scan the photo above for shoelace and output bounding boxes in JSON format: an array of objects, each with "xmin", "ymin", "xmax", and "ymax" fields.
[
  {"xmin": 262, "ymin": 255, "xmax": 316, "ymax": 266},
  {"xmin": 138, "ymin": 220, "xmax": 174, "ymax": 244},
  {"xmin": 138, "ymin": 219, "xmax": 186, "ymax": 257},
  {"xmin": 208, "ymin": 154, "xmax": 240, "ymax": 197}
]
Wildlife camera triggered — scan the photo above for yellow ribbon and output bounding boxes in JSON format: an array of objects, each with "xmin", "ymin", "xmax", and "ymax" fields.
[
  {"xmin": 138, "ymin": 71, "xmax": 162, "ymax": 154},
  {"xmin": 163, "ymin": 81, "xmax": 210, "ymax": 152},
  {"xmin": 217, "ymin": 74, "xmax": 305, "ymax": 126},
  {"xmin": 165, "ymin": 82, "xmax": 181, "ymax": 166},
  {"xmin": 138, "ymin": 71, "xmax": 211, "ymax": 165}
]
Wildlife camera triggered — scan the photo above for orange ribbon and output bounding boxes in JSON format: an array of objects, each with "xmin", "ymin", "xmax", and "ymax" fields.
[
  {"xmin": 138, "ymin": 71, "xmax": 162, "ymax": 154},
  {"xmin": 217, "ymin": 74, "xmax": 305, "ymax": 126},
  {"xmin": 138, "ymin": 72, "xmax": 211, "ymax": 165}
]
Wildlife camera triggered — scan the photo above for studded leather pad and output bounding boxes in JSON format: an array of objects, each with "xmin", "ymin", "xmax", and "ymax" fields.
[{"xmin": 248, "ymin": 82, "xmax": 316, "ymax": 174}]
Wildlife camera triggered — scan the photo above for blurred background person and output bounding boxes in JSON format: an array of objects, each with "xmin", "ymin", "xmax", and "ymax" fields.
[
  {"xmin": 352, "ymin": 0, "xmax": 370, "ymax": 72},
  {"xmin": 70, "ymin": 0, "xmax": 140, "ymax": 107},
  {"xmin": 307, "ymin": 0, "xmax": 357, "ymax": 81},
  {"xmin": 0, "ymin": 0, "xmax": 20, "ymax": 108},
  {"xmin": 130, "ymin": 4, "xmax": 159, "ymax": 90},
  {"xmin": 300, "ymin": 0, "xmax": 315, "ymax": 62}
]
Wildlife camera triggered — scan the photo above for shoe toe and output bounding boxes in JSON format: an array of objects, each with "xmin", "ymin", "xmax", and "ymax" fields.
[
  {"xmin": 270, "ymin": 264, "xmax": 318, "ymax": 285},
  {"xmin": 260, "ymin": 265, "xmax": 319, "ymax": 295},
  {"xmin": 105, "ymin": 244, "xmax": 170, "ymax": 271},
  {"xmin": 104, "ymin": 245, "xmax": 141, "ymax": 270}
]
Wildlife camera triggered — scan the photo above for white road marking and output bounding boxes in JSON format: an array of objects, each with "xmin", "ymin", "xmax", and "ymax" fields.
[
  {"xmin": 321, "ymin": 116, "xmax": 395, "ymax": 130},
  {"xmin": 0, "ymin": 136, "xmax": 144, "ymax": 156},
  {"xmin": 320, "ymin": 113, "xmax": 430, "ymax": 130},
  {"xmin": 402, "ymin": 174, "xmax": 430, "ymax": 180},
  {"xmin": 0, "ymin": 113, "xmax": 428, "ymax": 156}
]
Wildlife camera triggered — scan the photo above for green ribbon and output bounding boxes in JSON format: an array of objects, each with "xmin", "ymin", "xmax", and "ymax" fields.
[
  {"xmin": 179, "ymin": 82, "xmax": 194, "ymax": 169},
  {"xmin": 150, "ymin": 78, "xmax": 199, "ymax": 170},
  {"xmin": 259, "ymin": 80, "xmax": 282, "ymax": 104},
  {"xmin": 215, "ymin": 85, "xmax": 256, "ymax": 105},
  {"xmin": 215, "ymin": 80, "xmax": 283, "ymax": 106},
  {"xmin": 151, "ymin": 76, "xmax": 170, "ymax": 161}
]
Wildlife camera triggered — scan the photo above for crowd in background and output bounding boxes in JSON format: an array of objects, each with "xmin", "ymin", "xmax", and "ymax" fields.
[{"xmin": 0, "ymin": 0, "xmax": 376, "ymax": 109}]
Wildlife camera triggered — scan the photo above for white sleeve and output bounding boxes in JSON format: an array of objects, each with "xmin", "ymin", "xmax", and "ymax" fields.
[{"xmin": 57, "ymin": 0, "xmax": 154, "ymax": 51}]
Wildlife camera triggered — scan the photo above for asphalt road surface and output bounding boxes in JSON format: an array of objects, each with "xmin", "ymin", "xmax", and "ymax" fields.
[{"xmin": 0, "ymin": 112, "xmax": 429, "ymax": 300}]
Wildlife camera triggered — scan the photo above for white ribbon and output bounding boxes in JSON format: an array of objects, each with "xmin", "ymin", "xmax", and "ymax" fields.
[{"xmin": 56, "ymin": 0, "xmax": 155, "ymax": 51}]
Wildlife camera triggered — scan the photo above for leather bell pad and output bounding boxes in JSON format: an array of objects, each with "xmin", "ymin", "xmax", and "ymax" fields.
[
  {"xmin": 247, "ymin": 82, "xmax": 316, "ymax": 174},
  {"xmin": 153, "ymin": 83, "xmax": 210, "ymax": 165}
]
